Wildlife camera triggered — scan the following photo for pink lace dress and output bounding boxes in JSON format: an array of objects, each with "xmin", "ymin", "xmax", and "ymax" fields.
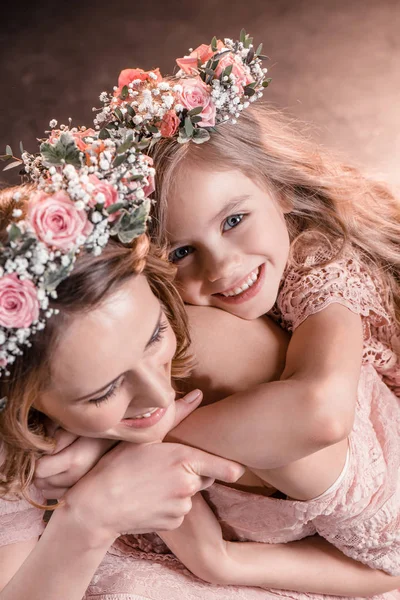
[{"xmin": 0, "ymin": 247, "xmax": 399, "ymax": 599}]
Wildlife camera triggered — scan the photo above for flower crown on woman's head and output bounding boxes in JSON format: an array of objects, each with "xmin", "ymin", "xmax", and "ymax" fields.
[
  {"xmin": 0, "ymin": 122, "xmax": 156, "ymax": 391},
  {"xmin": 93, "ymin": 30, "xmax": 270, "ymax": 146}
]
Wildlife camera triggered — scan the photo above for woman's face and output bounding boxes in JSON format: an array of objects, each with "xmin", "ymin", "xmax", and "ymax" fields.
[{"xmin": 35, "ymin": 274, "xmax": 178, "ymax": 444}]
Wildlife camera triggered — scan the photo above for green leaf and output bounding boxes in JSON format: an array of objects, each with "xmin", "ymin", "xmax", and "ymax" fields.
[
  {"xmin": 246, "ymin": 48, "xmax": 255, "ymax": 64},
  {"xmin": 223, "ymin": 64, "xmax": 233, "ymax": 78},
  {"xmin": 240, "ymin": 29, "xmax": 246, "ymax": 44},
  {"xmin": 40, "ymin": 132, "xmax": 81, "ymax": 168},
  {"xmin": 8, "ymin": 223, "xmax": 22, "ymax": 242},
  {"xmin": 262, "ymin": 78, "xmax": 272, "ymax": 87},
  {"xmin": 114, "ymin": 107, "xmax": 123, "ymax": 121},
  {"xmin": 177, "ymin": 130, "xmax": 190, "ymax": 144},
  {"xmin": 188, "ymin": 106, "xmax": 203, "ymax": 116},
  {"xmin": 116, "ymin": 134, "xmax": 134, "ymax": 154},
  {"xmin": 43, "ymin": 262, "xmax": 74, "ymax": 292},
  {"xmin": 5, "ymin": 145, "xmax": 12, "ymax": 156},
  {"xmin": 146, "ymin": 124, "xmax": 159, "ymax": 134},
  {"xmin": 255, "ymin": 43, "xmax": 263, "ymax": 56},
  {"xmin": 244, "ymin": 86, "xmax": 256, "ymax": 97},
  {"xmin": 3, "ymin": 160, "xmax": 23, "ymax": 171},
  {"xmin": 211, "ymin": 36, "xmax": 218, "ymax": 51},
  {"xmin": 106, "ymin": 202, "xmax": 124, "ymax": 214},
  {"xmin": 184, "ymin": 116, "xmax": 194, "ymax": 138},
  {"xmin": 192, "ymin": 128, "xmax": 210, "ymax": 144},
  {"xmin": 0, "ymin": 154, "xmax": 13, "ymax": 162},
  {"xmin": 120, "ymin": 85, "xmax": 129, "ymax": 100},
  {"xmin": 18, "ymin": 237, "xmax": 36, "ymax": 254},
  {"xmin": 98, "ymin": 128, "xmax": 111, "ymax": 140},
  {"xmin": 204, "ymin": 68, "xmax": 215, "ymax": 77},
  {"xmin": 112, "ymin": 153, "xmax": 127, "ymax": 168},
  {"xmin": 111, "ymin": 202, "xmax": 150, "ymax": 243},
  {"xmin": 191, "ymin": 115, "xmax": 203, "ymax": 124},
  {"xmin": 19, "ymin": 141, "xmax": 24, "ymax": 155},
  {"xmin": 211, "ymin": 59, "xmax": 219, "ymax": 71},
  {"xmin": 126, "ymin": 105, "xmax": 136, "ymax": 117}
]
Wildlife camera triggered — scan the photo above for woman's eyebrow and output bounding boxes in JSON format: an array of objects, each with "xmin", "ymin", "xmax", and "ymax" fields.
[{"xmin": 74, "ymin": 309, "xmax": 163, "ymax": 402}]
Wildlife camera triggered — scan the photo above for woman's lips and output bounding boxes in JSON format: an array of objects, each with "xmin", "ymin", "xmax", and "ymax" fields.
[
  {"xmin": 214, "ymin": 263, "xmax": 265, "ymax": 305},
  {"xmin": 120, "ymin": 407, "xmax": 167, "ymax": 429}
]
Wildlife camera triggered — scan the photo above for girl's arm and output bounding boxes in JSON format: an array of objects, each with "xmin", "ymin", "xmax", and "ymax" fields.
[
  {"xmin": 170, "ymin": 304, "xmax": 363, "ymax": 469},
  {"xmin": 160, "ymin": 493, "xmax": 400, "ymax": 596}
]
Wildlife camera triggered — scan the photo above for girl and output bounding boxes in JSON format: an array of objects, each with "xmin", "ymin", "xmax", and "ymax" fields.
[
  {"xmin": 89, "ymin": 31, "xmax": 400, "ymax": 583},
  {"xmin": 0, "ymin": 130, "xmax": 399, "ymax": 599}
]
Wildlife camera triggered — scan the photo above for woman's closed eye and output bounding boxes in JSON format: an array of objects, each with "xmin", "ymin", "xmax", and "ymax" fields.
[
  {"xmin": 222, "ymin": 213, "xmax": 244, "ymax": 232},
  {"xmin": 89, "ymin": 376, "xmax": 124, "ymax": 407},
  {"xmin": 168, "ymin": 245, "xmax": 195, "ymax": 263}
]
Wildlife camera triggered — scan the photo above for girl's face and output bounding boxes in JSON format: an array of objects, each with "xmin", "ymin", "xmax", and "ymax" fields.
[
  {"xmin": 166, "ymin": 167, "xmax": 290, "ymax": 320},
  {"xmin": 35, "ymin": 275, "xmax": 178, "ymax": 444}
]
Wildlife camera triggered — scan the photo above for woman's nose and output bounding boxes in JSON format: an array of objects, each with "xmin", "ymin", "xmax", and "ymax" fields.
[{"xmin": 133, "ymin": 365, "xmax": 174, "ymax": 410}]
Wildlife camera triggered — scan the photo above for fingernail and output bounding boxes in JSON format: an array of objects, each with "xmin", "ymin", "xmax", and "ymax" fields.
[{"xmin": 183, "ymin": 389, "xmax": 202, "ymax": 403}]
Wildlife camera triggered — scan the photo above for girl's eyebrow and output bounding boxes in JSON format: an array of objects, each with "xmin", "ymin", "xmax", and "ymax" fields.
[
  {"xmin": 210, "ymin": 195, "xmax": 250, "ymax": 226},
  {"xmin": 73, "ymin": 309, "xmax": 162, "ymax": 402}
]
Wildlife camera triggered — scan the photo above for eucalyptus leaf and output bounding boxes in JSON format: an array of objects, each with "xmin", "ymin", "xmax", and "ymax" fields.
[
  {"xmin": 188, "ymin": 106, "xmax": 203, "ymax": 116},
  {"xmin": 211, "ymin": 59, "xmax": 219, "ymax": 71},
  {"xmin": 43, "ymin": 263, "xmax": 73, "ymax": 292},
  {"xmin": 120, "ymin": 85, "xmax": 129, "ymax": 100},
  {"xmin": 106, "ymin": 202, "xmax": 124, "ymax": 214},
  {"xmin": 147, "ymin": 124, "xmax": 159, "ymax": 134},
  {"xmin": 211, "ymin": 36, "xmax": 218, "ymax": 51},
  {"xmin": 244, "ymin": 87, "xmax": 256, "ymax": 97},
  {"xmin": 112, "ymin": 153, "xmax": 127, "ymax": 168},
  {"xmin": 3, "ymin": 160, "xmax": 23, "ymax": 171},
  {"xmin": 184, "ymin": 117, "xmax": 194, "ymax": 138},
  {"xmin": 114, "ymin": 107, "xmax": 123, "ymax": 121},
  {"xmin": 0, "ymin": 155, "xmax": 12, "ymax": 162},
  {"xmin": 8, "ymin": 223, "xmax": 22, "ymax": 242},
  {"xmin": 191, "ymin": 116, "xmax": 203, "ymax": 124},
  {"xmin": 223, "ymin": 64, "xmax": 233, "ymax": 78},
  {"xmin": 192, "ymin": 128, "xmax": 210, "ymax": 144},
  {"xmin": 240, "ymin": 29, "xmax": 246, "ymax": 44},
  {"xmin": 19, "ymin": 141, "xmax": 24, "ymax": 154},
  {"xmin": 126, "ymin": 105, "xmax": 136, "ymax": 117},
  {"xmin": 177, "ymin": 130, "xmax": 190, "ymax": 144},
  {"xmin": 116, "ymin": 134, "xmax": 134, "ymax": 154},
  {"xmin": 255, "ymin": 43, "xmax": 263, "ymax": 56},
  {"xmin": 5, "ymin": 145, "xmax": 12, "ymax": 156},
  {"xmin": 246, "ymin": 48, "xmax": 255, "ymax": 64},
  {"xmin": 98, "ymin": 128, "xmax": 111, "ymax": 140},
  {"xmin": 18, "ymin": 237, "xmax": 36, "ymax": 254},
  {"xmin": 262, "ymin": 78, "xmax": 272, "ymax": 87}
]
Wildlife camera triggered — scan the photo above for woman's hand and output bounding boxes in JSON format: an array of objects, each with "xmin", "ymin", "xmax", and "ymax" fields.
[{"xmin": 63, "ymin": 440, "xmax": 244, "ymax": 540}]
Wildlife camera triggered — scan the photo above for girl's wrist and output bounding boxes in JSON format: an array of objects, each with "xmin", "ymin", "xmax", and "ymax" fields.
[{"xmin": 52, "ymin": 500, "xmax": 118, "ymax": 551}]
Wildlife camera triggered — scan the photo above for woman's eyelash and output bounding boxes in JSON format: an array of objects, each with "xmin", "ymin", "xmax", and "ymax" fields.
[
  {"xmin": 89, "ymin": 379, "xmax": 121, "ymax": 407},
  {"xmin": 150, "ymin": 320, "xmax": 168, "ymax": 345}
]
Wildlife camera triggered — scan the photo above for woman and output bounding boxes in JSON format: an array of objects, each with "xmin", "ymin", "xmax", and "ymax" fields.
[{"xmin": 0, "ymin": 135, "xmax": 398, "ymax": 598}]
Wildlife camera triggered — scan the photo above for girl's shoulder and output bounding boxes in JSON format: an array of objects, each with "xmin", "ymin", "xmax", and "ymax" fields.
[{"xmin": 271, "ymin": 240, "xmax": 391, "ymax": 333}]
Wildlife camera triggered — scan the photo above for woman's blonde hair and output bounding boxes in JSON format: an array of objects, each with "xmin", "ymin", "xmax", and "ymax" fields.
[
  {"xmin": 0, "ymin": 185, "xmax": 192, "ymax": 502},
  {"xmin": 149, "ymin": 102, "xmax": 400, "ymax": 324}
]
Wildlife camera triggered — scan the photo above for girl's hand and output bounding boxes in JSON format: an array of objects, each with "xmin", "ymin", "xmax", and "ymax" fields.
[{"xmin": 34, "ymin": 390, "xmax": 208, "ymax": 499}]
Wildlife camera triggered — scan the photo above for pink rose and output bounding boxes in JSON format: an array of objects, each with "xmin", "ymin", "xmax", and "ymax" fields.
[
  {"xmin": 215, "ymin": 52, "xmax": 253, "ymax": 91},
  {"xmin": 88, "ymin": 176, "xmax": 119, "ymax": 221},
  {"xmin": 0, "ymin": 274, "xmax": 39, "ymax": 329},
  {"xmin": 176, "ymin": 40, "xmax": 225, "ymax": 74},
  {"xmin": 179, "ymin": 78, "xmax": 216, "ymax": 128},
  {"xmin": 28, "ymin": 191, "xmax": 93, "ymax": 251},
  {"xmin": 160, "ymin": 110, "xmax": 180, "ymax": 137},
  {"xmin": 117, "ymin": 68, "xmax": 162, "ymax": 89}
]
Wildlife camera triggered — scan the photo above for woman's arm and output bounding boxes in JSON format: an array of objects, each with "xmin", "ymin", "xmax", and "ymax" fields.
[
  {"xmin": 170, "ymin": 304, "xmax": 363, "ymax": 469},
  {"xmin": 160, "ymin": 493, "xmax": 400, "ymax": 596}
]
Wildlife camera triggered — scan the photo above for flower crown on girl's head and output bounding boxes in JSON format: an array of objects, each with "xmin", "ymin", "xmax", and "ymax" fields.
[
  {"xmin": 0, "ymin": 122, "xmax": 156, "ymax": 393},
  {"xmin": 93, "ymin": 30, "xmax": 270, "ymax": 146}
]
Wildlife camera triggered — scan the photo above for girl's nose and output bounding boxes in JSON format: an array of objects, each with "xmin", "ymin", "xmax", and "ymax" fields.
[{"xmin": 204, "ymin": 250, "xmax": 240, "ymax": 283}]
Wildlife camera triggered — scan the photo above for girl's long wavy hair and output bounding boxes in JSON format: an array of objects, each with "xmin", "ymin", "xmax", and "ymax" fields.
[
  {"xmin": 149, "ymin": 102, "xmax": 400, "ymax": 325},
  {"xmin": 0, "ymin": 186, "xmax": 192, "ymax": 503}
]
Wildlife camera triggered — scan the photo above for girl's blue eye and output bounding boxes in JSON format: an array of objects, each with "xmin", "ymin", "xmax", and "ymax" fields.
[
  {"xmin": 223, "ymin": 214, "xmax": 244, "ymax": 232},
  {"xmin": 169, "ymin": 246, "xmax": 194, "ymax": 263}
]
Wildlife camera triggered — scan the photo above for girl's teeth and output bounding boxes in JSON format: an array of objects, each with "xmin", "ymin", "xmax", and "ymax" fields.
[{"xmin": 222, "ymin": 268, "xmax": 259, "ymax": 297}]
